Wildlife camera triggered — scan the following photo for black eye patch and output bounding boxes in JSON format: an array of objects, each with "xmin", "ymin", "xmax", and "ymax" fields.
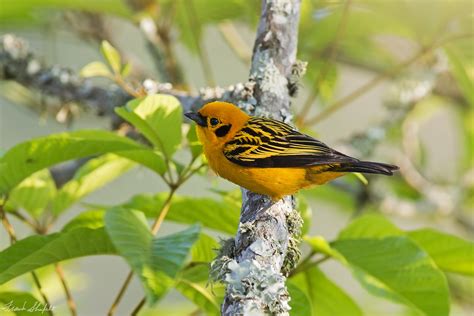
[{"xmin": 215, "ymin": 124, "xmax": 232, "ymax": 137}]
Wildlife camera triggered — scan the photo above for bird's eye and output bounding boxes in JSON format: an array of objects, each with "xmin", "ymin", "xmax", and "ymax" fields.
[{"xmin": 210, "ymin": 118, "xmax": 219, "ymax": 126}]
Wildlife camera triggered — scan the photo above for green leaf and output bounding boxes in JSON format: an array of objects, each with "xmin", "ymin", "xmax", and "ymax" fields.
[
  {"xmin": 0, "ymin": 227, "xmax": 115, "ymax": 285},
  {"xmin": 289, "ymin": 267, "xmax": 362, "ymax": 316},
  {"xmin": 175, "ymin": 279, "xmax": 220, "ymax": 316},
  {"xmin": 116, "ymin": 94, "xmax": 182, "ymax": 157},
  {"xmin": 79, "ymin": 61, "xmax": 113, "ymax": 78},
  {"xmin": 52, "ymin": 154, "xmax": 135, "ymax": 215},
  {"xmin": 191, "ymin": 233, "xmax": 219, "ymax": 263},
  {"xmin": 105, "ymin": 208, "xmax": 200, "ymax": 304},
  {"xmin": 304, "ymin": 235, "xmax": 341, "ymax": 259},
  {"xmin": 61, "ymin": 209, "xmax": 105, "ymax": 232},
  {"xmin": 287, "ymin": 282, "xmax": 312, "ymax": 316},
  {"xmin": 338, "ymin": 214, "xmax": 403, "ymax": 239},
  {"xmin": 0, "ymin": 291, "xmax": 48, "ymax": 316},
  {"xmin": 0, "ymin": 130, "xmax": 166, "ymax": 195},
  {"xmin": 6, "ymin": 170, "xmax": 56, "ymax": 218},
  {"xmin": 122, "ymin": 193, "xmax": 239, "ymax": 234},
  {"xmin": 330, "ymin": 215, "xmax": 450, "ymax": 316},
  {"xmin": 100, "ymin": 41, "xmax": 121, "ymax": 74},
  {"xmin": 333, "ymin": 237, "xmax": 450, "ymax": 316},
  {"xmin": 408, "ymin": 228, "xmax": 474, "ymax": 276},
  {"xmin": 186, "ymin": 124, "xmax": 203, "ymax": 159}
]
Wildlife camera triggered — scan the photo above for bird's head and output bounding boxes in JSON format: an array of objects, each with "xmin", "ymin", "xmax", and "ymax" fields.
[{"xmin": 185, "ymin": 101, "xmax": 250, "ymax": 146}]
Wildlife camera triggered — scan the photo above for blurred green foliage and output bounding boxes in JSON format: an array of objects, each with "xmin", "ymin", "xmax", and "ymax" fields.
[{"xmin": 0, "ymin": 0, "xmax": 473, "ymax": 315}]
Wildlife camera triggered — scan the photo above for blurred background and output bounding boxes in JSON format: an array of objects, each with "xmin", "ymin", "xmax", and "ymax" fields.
[{"xmin": 0, "ymin": 0, "xmax": 472, "ymax": 315}]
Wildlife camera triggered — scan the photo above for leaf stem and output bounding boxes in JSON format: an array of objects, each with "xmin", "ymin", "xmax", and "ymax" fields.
[
  {"xmin": 0, "ymin": 201, "xmax": 54, "ymax": 316},
  {"xmin": 289, "ymin": 254, "xmax": 330, "ymax": 277},
  {"xmin": 130, "ymin": 298, "xmax": 146, "ymax": 316},
  {"xmin": 55, "ymin": 264, "xmax": 77, "ymax": 316}
]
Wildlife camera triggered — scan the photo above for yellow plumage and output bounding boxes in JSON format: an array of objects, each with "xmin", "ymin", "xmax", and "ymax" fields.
[{"xmin": 185, "ymin": 101, "xmax": 398, "ymax": 201}]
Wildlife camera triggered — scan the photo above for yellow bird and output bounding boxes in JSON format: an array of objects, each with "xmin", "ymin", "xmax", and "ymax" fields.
[{"xmin": 185, "ymin": 101, "xmax": 398, "ymax": 201}]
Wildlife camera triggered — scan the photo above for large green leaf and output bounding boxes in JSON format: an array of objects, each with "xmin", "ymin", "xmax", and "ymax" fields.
[
  {"xmin": 408, "ymin": 228, "xmax": 474, "ymax": 276},
  {"xmin": 0, "ymin": 130, "xmax": 166, "ymax": 195},
  {"xmin": 122, "ymin": 193, "xmax": 239, "ymax": 234},
  {"xmin": 305, "ymin": 215, "xmax": 451, "ymax": 316},
  {"xmin": 289, "ymin": 267, "xmax": 362, "ymax": 316},
  {"xmin": 0, "ymin": 227, "xmax": 115, "ymax": 285},
  {"xmin": 287, "ymin": 282, "xmax": 312, "ymax": 316},
  {"xmin": 52, "ymin": 154, "xmax": 135, "ymax": 215},
  {"xmin": 332, "ymin": 237, "xmax": 449, "ymax": 316},
  {"xmin": 338, "ymin": 213, "xmax": 403, "ymax": 239},
  {"xmin": 116, "ymin": 94, "xmax": 182, "ymax": 157},
  {"xmin": 104, "ymin": 208, "xmax": 200, "ymax": 304},
  {"xmin": 0, "ymin": 291, "xmax": 47, "ymax": 316},
  {"xmin": 5, "ymin": 169, "xmax": 56, "ymax": 218}
]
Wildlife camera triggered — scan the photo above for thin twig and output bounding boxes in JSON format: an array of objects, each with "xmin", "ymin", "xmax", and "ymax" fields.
[
  {"xmin": 184, "ymin": 0, "xmax": 216, "ymax": 86},
  {"xmin": 289, "ymin": 255, "xmax": 330, "ymax": 276},
  {"xmin": 298, "ymin": 0, "xmax": 352, "ymax": 123},
  {"xmin": 55, "ymin": 264, "xmax": 77, "ymax": 316},
  {"xmin": 218, "ymin": 21, "xmax": 252, "ymax": 64},
  {"xmin": 0, "ymin": 202, "xmax": 54, "ymax": 316},
  {"xmin": 131, "ymin": 298, "xmax": 146, "ymax": 316},
  {"xmin": 107, "ymin": 271, "xmax": 134, "ymax": 316},
  {"xmin": 9, "ymin": 210, "xmax": 38, "ymax": 230},
  {"xmin": 304, "ymin": 32, "xmax": 474, "ymax": 126}
]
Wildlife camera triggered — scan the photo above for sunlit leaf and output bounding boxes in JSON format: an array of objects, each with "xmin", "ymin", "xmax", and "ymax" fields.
[
  {"xmin": 79, "ymin": 61, "xmax": 112, "ymax": 78},
  {"xmin": 116, "ymin": 94, "xmax": 182, "ymax": 157},
  {"xmin": 6, "ymin": 170, "xmax": 56, "ymax": 218},
  {"xmin": 100, "ymin": 41, "xmax": 121, "ymax": 74}
]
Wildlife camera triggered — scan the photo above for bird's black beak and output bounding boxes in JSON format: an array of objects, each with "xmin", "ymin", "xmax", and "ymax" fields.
[{"xmin": 185, "ymin": 112, "xmax": 206, "ymax": 127}]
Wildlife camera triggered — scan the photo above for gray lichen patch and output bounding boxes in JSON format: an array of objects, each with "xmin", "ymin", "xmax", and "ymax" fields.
[
  {"xmin": 281, "ymin": 207, "xmax": 303, "ymax": 276},
  {"xmin": 224, "ymin": 259, "xmax": 291, "ymax": 315}
]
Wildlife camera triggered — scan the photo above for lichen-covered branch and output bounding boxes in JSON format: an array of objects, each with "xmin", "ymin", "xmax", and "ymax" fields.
[
  {"xmin": 220, "ymin": 1, "xmax": 303, "ymax": 315},
  {"xmin": 0, "ymin": 34, "xmax": 251, "ymax": 116}
]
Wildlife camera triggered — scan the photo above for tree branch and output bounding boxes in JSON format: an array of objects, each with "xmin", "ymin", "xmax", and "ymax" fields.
[
  {"xmin": 221, "ymin": 1, "xmax": 302, "ymax": 315},
  {"xmin": 0, "ymin": 34, "xmax": 253, "ymax": 117}
]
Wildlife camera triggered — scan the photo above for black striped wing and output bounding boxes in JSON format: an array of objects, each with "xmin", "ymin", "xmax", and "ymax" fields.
[{"xmin": 223, "ymin": 117, "xmax": 357, "ymax": 168}]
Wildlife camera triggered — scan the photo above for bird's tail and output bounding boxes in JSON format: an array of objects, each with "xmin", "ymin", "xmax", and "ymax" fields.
[{"xmin": 334, "ymin": 161, "xmax": 399, "ymax": 176}]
